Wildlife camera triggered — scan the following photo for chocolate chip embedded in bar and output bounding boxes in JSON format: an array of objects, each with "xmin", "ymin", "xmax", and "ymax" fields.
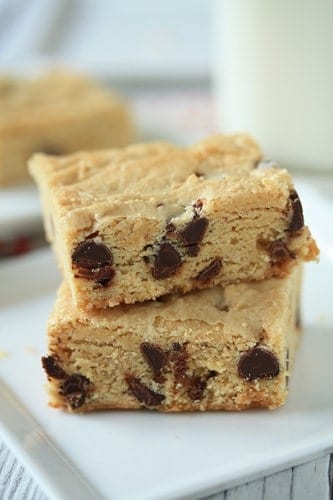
[
  {"xmin": 178, "ymin": 217, "xmax": 209, "ymax": 256},
  {"xmin": 42, "ymin": 355, "xmax": 66, "ymax": 379},
  {"xmin": 269, "ymin": 241, "xmax": 294, "ymax": 263},
  {"xmin": 60, "ymin": 374, "xmax": 91, "ymax": 410},
  {"xmin": 152, "ymin": 242, "xmax": 182, "ymax": 279},
  {"xmin": 288, "ymin": 190, "xmax": 304, "ymax": 232},
  {"xmin": 125, "ymin": 375, "xmax": 165, "ymax": 407},
  {"xmin": 42, "ymin": 266, "xmax": 301, "ymax": 412},
  {"xmin": 72, "ymin": 240, "xmax": 115, "ymax": 287},
  {"xmin": 238, "ymin": 347, "xmax": 280, "ymax": 381},
  {"xmin": 140, "ymin": 342, "xmax": 167, "ymax": 382},
  {"xmin": 194, "ymin": 258, "xmax": 222, "ymax": 282},
  {"xmin": 29, "ymin": 133, "xmax": 318, "ymax": 308}
]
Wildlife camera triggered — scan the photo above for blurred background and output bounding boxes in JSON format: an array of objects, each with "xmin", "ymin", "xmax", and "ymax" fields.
[{"xmin": 0, "ymin": 0, "xmax": 216, "ymax": 143}]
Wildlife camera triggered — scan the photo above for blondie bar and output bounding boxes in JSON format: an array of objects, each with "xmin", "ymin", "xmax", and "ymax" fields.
[
  {"xmin": 42, "ymin": 265, "xmax": 302, "ymax": 412},
  {"xmin": 0, "ymin": 71, "xmax": 132, "ymax": 185},
  {"xmin": 30, "ymin": 134, "xmax": 318, "ymax": 309}
]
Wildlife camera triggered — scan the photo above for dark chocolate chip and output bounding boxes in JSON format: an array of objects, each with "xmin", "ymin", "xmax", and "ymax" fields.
[
  {"xmin": 152, "ymin": 242, "xmax": 182, "ymax": 279},
  {"xmin": 194, "ymin": 258, "xmax": 222, "ymax": 282},
  {"xmin": 168, "ymin": 342, "xmax": 189, "ymax": 384},
  {"xmin": 238, "ymin": 347, "xmax": 280, "ymax": 381},
  {"xmin": 140, "ymin": 342, "xmax": 167, "ymax": 383},
  {"xmin": 72, "ymin": 240, "xmax": 113, "ymax": 270},
  {"xmin": 194, "ymin": 171, "xmax": 204, "ymax": 177},
  {"xmin": 60, "ymin": 373, "xmax": 91, "ymax": 409},
  {"xmin": 61, "ymin": 373, "xmax": 90, "ymax": 396},
  {"xmin": 288, "ymin": 190, "xmax": 304, "ymax": 232},
  {"xmin": 186, "ymin": 375, "xmax": 207, "ymax": 401},
  {"xmin": 125, "ymin": 375, "xmax": 165, "ymax": 407},
  {"xmin": 269, "ymin": 240, "xmax": 293, "ymax": 263},
  {"xmin": 41, "ymin": 355, "xmax": 66, "ymax": 379},
  {"xmin": 94, "ymin": 265, "xmax": 116, "ymax": 286},
  {"xmin": 74, "ymin": 263, "xmax": 115, "ymax": 287},
  {"xmin": 207, "ymin": 370, "xmax": 218, "ymax": 378},
  {"xmin": 72, "ymin": 240, "xmax": 115, "ymax": 285},
  {"xmin": 178, "ymin": 217, "xmax": 208, "ymax": 256},
  {"xmin": 66, "ymin": 392, "xmax": 86, "ymax": 409}
]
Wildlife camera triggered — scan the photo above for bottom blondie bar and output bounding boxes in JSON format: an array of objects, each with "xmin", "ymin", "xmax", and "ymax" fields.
[{"xmin": 42, "ymin": 266, "xmax": 301, "ymax": 412}]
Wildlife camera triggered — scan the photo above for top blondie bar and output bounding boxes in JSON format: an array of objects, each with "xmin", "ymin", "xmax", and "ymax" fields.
[
  {"xmin": 0, "ymin": 71, "xmax": 132, "ymax": 185},
  {"xmin": 29, "ymin": 134, "xmax": 319, "ymax": 309}
]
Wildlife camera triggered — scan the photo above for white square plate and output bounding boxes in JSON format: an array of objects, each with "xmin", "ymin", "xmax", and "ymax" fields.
[{"xmin": 0, "ymin": 180, "xmax": 332, "ymax": 500}]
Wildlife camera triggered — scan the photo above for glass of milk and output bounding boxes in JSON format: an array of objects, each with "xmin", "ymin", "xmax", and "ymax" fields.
[{"xmin": 212, "ymin": 0, "xmax": 333, "ymax": 171}]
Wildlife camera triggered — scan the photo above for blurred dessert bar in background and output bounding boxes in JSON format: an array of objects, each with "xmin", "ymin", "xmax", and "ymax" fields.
[{"xmin": 0, "ymin": 71, "xmax": 133, "ymax": 186}]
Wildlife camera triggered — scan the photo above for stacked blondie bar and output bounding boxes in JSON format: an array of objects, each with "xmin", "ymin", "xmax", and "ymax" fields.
[{"xmin": 29, "ymin": 134, "xmax": 319, "ymax": 412}]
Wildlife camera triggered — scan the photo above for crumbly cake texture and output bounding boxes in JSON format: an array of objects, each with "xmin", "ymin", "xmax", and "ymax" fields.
[
  {"xmin": 29, "ymin": 134, "xmax": 318, "ymax": 309},
  {"xmin": 42, "ymin": 265, "xmax": 302, "ymax": 412},
  {"xmin": 0, "ymin": 71, "xmax": 132, "ymax": 185}
]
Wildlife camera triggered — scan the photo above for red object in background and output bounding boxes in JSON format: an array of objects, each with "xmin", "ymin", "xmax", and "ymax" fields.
[{"xmin": 0, "ymin": 235, "xmax": 34, "ymax": 258}]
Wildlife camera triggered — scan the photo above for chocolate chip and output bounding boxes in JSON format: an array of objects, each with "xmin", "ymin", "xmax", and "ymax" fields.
[
  {"xmin": 194, "ymin": 258, "xmax": 222, "ymax": 282},
  {"xmin": 168, "ymin": 342, "xmax": 189, "ymax": 384},
  {"xmin": 60, "ymin": 374, "xmax": 91, "ymax": 409},
  {"xmin": 41, "ymin": 355, "xmax": 66, "ymax": 379},
  {"xmin": 72, "ymin": 240, "xmax": 113, "ymax": 269},
  {"xmin": 125, "ymin": 375, "xmax": 165, "ymax": 407},
  {"xmin": 186, "ymin": 375, "xmax": 207, "ymax": 401},
  {"xmin": 72, "ymin": 240, "xmax": 115, "ymax": 285},
  {"xmin": 238, "ymin": 347, "xmax": 280, "ymax": 381},
  {"xmin": 95, "ymin": 265, "xmax": 116, "ymax": 287},
  {"xmin": 152, "ymin": 242, "xmax": 182, "ymax": 279},
  {"xmin": 140, "ymin": 343, "xmax": 167, "ymax": 383},
  {"xmin": 269, "ymin": 240, "xmax": 293, "ymax": 263},
  {"xmin": 178, "ymin": 217, "xmax": 208, "ymax": 256},
  {"xmin": 288, "ymin": 190, "xmax": 304, "ymax": 232},
  {"xmin": 194, "ymin": 171, "xmax": 204, "ymax": 177}
]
